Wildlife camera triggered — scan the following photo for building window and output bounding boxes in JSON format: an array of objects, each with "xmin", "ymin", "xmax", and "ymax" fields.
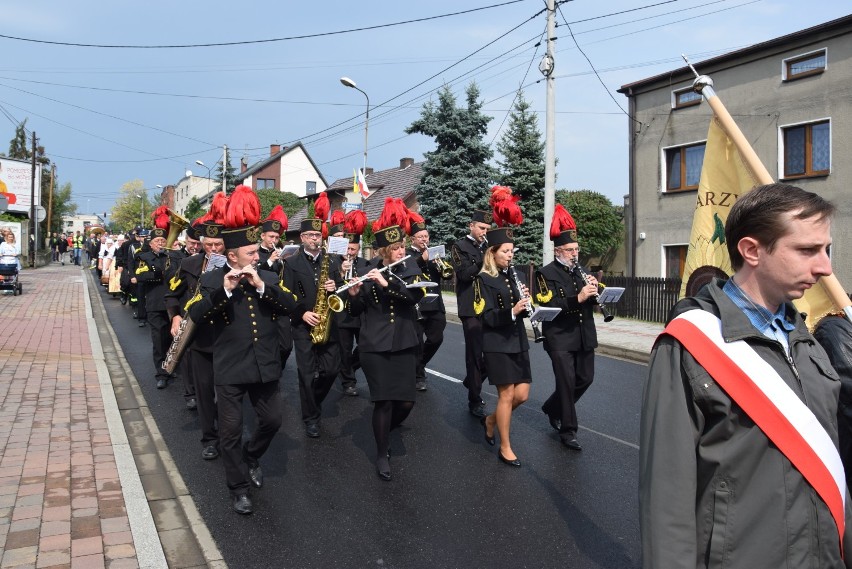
[
  {"xmin": 672, "ymin": 87, "xmax": 701, "ymax": 109},
  {"xmin": 781, "ymin": 120, "xmax": 830, "ymax": 179},
  {"xmin": 257, "ymin": 178, "xmax": 276, "ymax": 190},
  {"xmin": 664, "ymin": 245, "xmax": 688, "ymax": 280},
  {"xmin": 306, "ymin": 181, "xmax": 317, "ymax": 195},
  {"xmin": 782, "ymin": 48, "xmax": 826, "ymax": 81},
  {"xmin": 664, "ymin": 142, "xmax": 706, "ymax": 192}
]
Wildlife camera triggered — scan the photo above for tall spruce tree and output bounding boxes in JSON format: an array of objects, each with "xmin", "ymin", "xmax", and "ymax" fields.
[
  {"xmin": 406, "ymin": 83, "xmax": 495, "ymax": 245},
  {"xmin": 213, "ymin": 148, "xmax": 239, "ymax": 195},
  {"xmin": 496, "ymin": 91, "xmax": 545, "ymax": 265}
]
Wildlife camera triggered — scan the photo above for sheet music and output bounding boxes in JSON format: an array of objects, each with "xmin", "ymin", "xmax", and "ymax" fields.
[
  {"xmin": 408, "ymin": 281, "xmax": 438, "ymax": 289},
  {"xmin": 529, "ymin": 306, "xmax": 561, "ymax": 323},
  {"xmin": 598, "ymin": 286, "xmax": 625, "ymax": 304},
  {"xmin": 420, "ymin": 293, "xmax": 439, "ymax": 304},
  {"xmin": 278, "ymin": 245, "xmax": 300, "ymax": 260},
  {"xmin": 205, "ymin": 253, "xmax": 227, "ymax": 272},
  {"xmin": 327, "ymin": 236, "xmax": 349, "ymax": 256},
  {"xmin": 427, "ymin": 245, "xmax": 446, "ymax": 261}
]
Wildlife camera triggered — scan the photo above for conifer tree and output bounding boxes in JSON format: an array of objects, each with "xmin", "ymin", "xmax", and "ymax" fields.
[
  {"xmin": 496, "ymin": 91, "xmax": 545, "ymax": 265},
  {"xmin": 406, "ymin": 83, "xmax": 495, "ymax": 245},
  {"xmin": 213, "ymin": 148, "xmax": 239, "ymax": 195}
]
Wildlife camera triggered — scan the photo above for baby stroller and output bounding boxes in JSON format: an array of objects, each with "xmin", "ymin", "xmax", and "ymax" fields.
[{"xmin": 0, "ymin": 263, "xmax": 22, "ymax": 296}]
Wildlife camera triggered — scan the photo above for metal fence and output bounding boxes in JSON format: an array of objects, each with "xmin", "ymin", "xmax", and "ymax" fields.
[{"xmin": 441, "ymin": 266, "xmax": 682, "ymax": 325}]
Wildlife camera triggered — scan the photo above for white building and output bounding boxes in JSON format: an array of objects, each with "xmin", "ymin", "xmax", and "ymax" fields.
[
  {"xmin": 62, "ymin": 214, "xmax": 106, "ymax": 236},
  {"xmin": 172, "ymin": 174, "xmax": 215, "ymax": 218}
]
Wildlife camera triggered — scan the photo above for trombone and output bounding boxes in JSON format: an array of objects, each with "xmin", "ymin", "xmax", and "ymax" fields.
[{"xmin": 327, "ymin": 255, "xmax": 412, "ymax": 313}]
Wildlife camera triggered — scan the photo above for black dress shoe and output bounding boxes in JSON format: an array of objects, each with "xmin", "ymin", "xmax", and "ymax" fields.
[
  {"xmin": 415, "ymin": 380, "xmax": 427, "ymax": 392},
  {"xmin": 562, "ymin": 436, "xmax": 582, "ymax": 451},
  {"xmin": 480, "ymin": 417, "xmax": 495, "ymax": 446},
  {"xmin": 138, "ymin": 320, "xmax": 146, "ymax": 327},
  {"xmin": 376, "ymin": 457, "xmax": 392, "ymax": 481},
  {"xmin": 469, "ymin": 404, "xmax": 486, "ymax": 418},
  {"xmin": 498, "ymin": 451, "xmax": 522, "ymax": 467},
  {"xmin": 305, "ymin": 423, "xmax": 320, "ymax": 438},
  {"xmin": 186, "ymin": 398, "xmax": 197, "ymax": 410},
  {"xmin": 248, "ymin": 464, "xmax": 263, "ymax": 488},
  {"xmin": 156, "ymin": 378, "xmax": 167, "ymax": 389},
  {"xmin": 548, "ymin": 416, "xmax": 561, "ymax": 432},
  {"xmin": 343, "ymin": 385, "xmax": 358, "ymax": 397},
  {"xmin": 232, "ymin": 494, "xmax": 253, "ymax": 515},
  {"xmin": 201, "ymin": 445, "xmax": 219, "ymax": 460}
]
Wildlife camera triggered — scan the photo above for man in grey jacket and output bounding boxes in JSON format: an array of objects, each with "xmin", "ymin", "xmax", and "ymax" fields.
[{"xmin": 640, "ymin": 183, "xmax": 852, "ymax": 568}]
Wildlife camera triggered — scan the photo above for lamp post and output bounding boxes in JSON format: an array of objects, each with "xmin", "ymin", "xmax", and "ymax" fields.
[
  {"xmin": 196, "ymin": 160, "xmax": 215, "ymax": 202},
  {"xmin": 340, "ymin": 76, "xmax": 369, "ymax": 206}
]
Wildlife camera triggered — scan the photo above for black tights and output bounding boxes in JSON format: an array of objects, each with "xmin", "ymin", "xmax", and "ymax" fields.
[{"xmin": 372, "ymin": 400, "xmax": 414, "ymax": 467}]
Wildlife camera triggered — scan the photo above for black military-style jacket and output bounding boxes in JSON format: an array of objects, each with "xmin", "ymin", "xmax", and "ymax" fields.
[
  {"xmin": 335, "ymin": 256, "xmax": 371, "ymax": 329},
  {"xmin": 347, "ymin": 259, "xmax": 424, "ymax": 353},
  {"xmin": 188, "ymin": 266, "xmax": 297, "ymax": 385},
  {"xmin": 164, "ymin": 253, "xmax": 219, "ymax": 353},
  {"xmin": 475, "ymin": 270, "xmax": 529, "ymax": 354},
  {"xmin": 164, "ymin": 248, "xmax": 188, "ymax": 283},
  {"xmin": 257, "ymin": 245, "xmax": 283, "ymax": 275},
  {"xmin": 281, "ymin": 247, "xmax": 344, "ymax": 331},
  {"xmin": 135, "ymin": 249, "xmax": 170, "ymax": 312},
  {"xmin": 534, "ymin": 261, "xmax": 598, "ymax": 353},
  {"xmin": 407, "ymin": 246, "xmax": 447, "ymax": 314},
  {"xmin": 451, "ymin": 236, "xmax": 487, "ymax": 317}
]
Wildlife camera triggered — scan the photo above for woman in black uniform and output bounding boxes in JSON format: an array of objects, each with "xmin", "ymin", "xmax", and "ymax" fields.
[
  {"xmin": 475, "ymin": 227, "xmax": 531, "ymax": 467},
  {"xmin": 347, "ymin": 221, "xmax": 424, "ymax": 481}
]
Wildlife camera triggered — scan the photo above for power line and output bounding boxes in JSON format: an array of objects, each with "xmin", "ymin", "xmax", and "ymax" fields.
[{"xmin": 0, "ymin": 1, "xmax": 526, "ymax": 49}]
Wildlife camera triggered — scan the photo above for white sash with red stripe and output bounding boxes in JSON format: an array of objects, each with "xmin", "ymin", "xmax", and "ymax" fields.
[{"xmin": 663, "ymin": 309, "xmax": 847, "ymax": 546}]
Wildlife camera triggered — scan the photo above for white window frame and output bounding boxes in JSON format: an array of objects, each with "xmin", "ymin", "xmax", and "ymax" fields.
[
  {"xmin": 660, "ymin": 242, "xmax": 689, "ymax": 279},
  {"xmin": 781, "ymin": 47, "xmax": 827, "ymax": 81},
  {"xmin": 777, "ymin": 117, "xmax": 831, "ymax": 180},
  {"xmin": 671, "ymin": 87, "xmax": 702, "ymax": 109},
  {"xmin": 660, "ymin": 139, "xmax": 707, "ymax": 193}
]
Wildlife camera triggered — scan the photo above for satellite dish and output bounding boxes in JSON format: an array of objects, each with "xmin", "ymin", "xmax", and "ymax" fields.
[{"xmin": 185, "ymin": 170, "xmax": 193, "ymax": 178}]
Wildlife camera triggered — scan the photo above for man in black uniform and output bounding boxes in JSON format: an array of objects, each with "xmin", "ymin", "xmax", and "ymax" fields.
[
  {"xmin": 114, "ymin": 229, "xmax": 135, "ymax": 305},
  {"xmin": 534, "ymin": 214, "xmax": 599, "ymax": 450},
  {"xmin": 135, "ymin": 224, "xmax": 173, "ymax": 389},
  {"xmin": 282, "ymin": 218, "xmax": 344, "ymax": 438},
  {"xmin": 257, "ymin": 207, "xmax": 292, "ymax": 369},
  {"xmin": 408, "ymin": 218, "xmax": 448, "ymax": 392},
  {"xmin": 189, "ymin": 186, "xmax": 297, "ymax": 515},
  {"xmin": 450, "ymin": 209, "xmax": 492, "ymax": 417},
  {"xmin": 130, "ymin": 230, "xmax": 150, "ymax": 326},
  {"xmin": 336, "ymin": 232, "xmax": 369, "ymax": 396}
]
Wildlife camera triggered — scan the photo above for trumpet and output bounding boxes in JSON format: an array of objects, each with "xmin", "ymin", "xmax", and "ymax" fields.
[
  {"xmin": 572, "ymin": 259, "xmax": 614, "ymax": 322},
  {"xmin": 327, "ymin": 255, "xmax": 412, "ymax": 313},
  {"xmin": 509, "ymin": 262, "xmax": 544, "ymax": 343},
  {"xmin": 434, "ymin": 256, "xmax": 454, "ymax": 279}
]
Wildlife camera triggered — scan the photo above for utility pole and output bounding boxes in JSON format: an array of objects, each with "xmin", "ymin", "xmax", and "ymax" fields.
[
  {"xmin": 540, "ymin": 0, "xmax": 557, "ymax": 265},
  {"xmin": 29, "ymin": 131, "xmax": 37, "ymax": 267},
  {"xmin": 222, "ymin": 145, "xmax": 228, "ymax": 195},
  {"xmin": 46, "ymin": 164, "xmax": 55, "ymax": 237}
]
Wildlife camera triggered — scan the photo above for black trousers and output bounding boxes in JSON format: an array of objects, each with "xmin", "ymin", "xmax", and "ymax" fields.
[
  {"xmin": 292, "ymin": 325, "xmax": 340, "ymax": 425},
  {"xmin": 542, "ymin": 349, "xmax": 595, "ymax": 437},
  {"xmin": 338, "ymin": 326, "xmax": 360, "ymax": 388},
  {"xmin": 136, "ymin": 283, "xmax": 148, "ymax": 320},
  {"xmin": 216, "ymin": 381, "xmax": 281, "ymax": 495},
  {"xmin": 460, "ymin": 316, "xmax": 486, "ymax": 407},
  {"xmin": 416, "ymin": 311, "xmax": 446, "ymax": 381},
  {"xmin": 189, "ymin": 348, "xmax": 218, "ymax": 447},
  {"xmin": 179, "ymin": 341, "xmax": 196, "ymax": 401},
  {"xmin": 147, "ymin": 310, "xmax": 171, "ymax": 381}
]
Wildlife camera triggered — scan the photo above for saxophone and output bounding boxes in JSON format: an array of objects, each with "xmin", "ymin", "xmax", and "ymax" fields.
[{"xmin": 309, "ymin": 247, "xmax": 333, "ymax": 345}]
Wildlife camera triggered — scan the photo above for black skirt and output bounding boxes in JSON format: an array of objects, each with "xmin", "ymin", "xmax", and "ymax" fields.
[
  {"xmin": 484, "ymin": 351, "xmax": 532, "ymax": 385},
  {"xmin": 360, "ymin": 347, "xmax": 417, "ymax": 402}
]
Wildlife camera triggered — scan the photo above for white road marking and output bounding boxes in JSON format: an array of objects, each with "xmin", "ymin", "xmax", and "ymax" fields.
[{"xmin": 425, "ymin": 368, "xmax": 462, "ymax": 383}]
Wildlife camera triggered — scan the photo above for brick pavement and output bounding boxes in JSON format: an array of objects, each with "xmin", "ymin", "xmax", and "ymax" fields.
[{"xmin": 0, "ymin": 266, "xmax": 143, "ymax": 569}]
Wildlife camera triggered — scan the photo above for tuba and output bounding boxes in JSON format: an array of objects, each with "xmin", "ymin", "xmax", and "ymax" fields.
[{"xmin": 165, "ymin": 209, "xmax": 190, "ymax": 249}]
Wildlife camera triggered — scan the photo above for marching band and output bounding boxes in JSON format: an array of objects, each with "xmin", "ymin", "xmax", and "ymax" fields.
[{"xmin": 114, "ymin": 184, "xmax": 603, "ymax": 514}]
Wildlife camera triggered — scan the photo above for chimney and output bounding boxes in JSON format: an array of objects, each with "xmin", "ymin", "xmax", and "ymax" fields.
[
  {"xmin": 241, "ymin": 156, "xmax": 248, "ymax": 173},
  {"xmin": 400, "ymin": 157, "xmax": 414, "ymax": 169},
  {"xmin": 365, "ymin": 167, "xmax": 374, "ymax": 176},
  {"xmin": 270, "ymin": 144, "xmax": 281, "ymax": 156}
]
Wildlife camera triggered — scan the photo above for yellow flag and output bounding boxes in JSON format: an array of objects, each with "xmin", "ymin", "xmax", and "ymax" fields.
[
  {"xmin": 680, "ymin": 118, "xmax": 757, "ymax": 299},
  {"xmin": 353, "ymin": 169, "xmax": 359, "ymax": 194}
]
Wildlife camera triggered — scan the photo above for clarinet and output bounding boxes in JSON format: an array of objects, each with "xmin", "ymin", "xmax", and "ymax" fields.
[
  {"xmin": 572, "ymin": 259, "xmax": 614, "ymax": 322},
  {"xmin": 509, "ymin": 262, "xmax": 544, "ymax": 343}
]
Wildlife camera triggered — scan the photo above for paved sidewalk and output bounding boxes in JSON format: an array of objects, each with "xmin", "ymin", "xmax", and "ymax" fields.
[
  {"xmin": 0, "ymin": 265, "xmax": 164, "ymax": 569},
  {"xmin": 442, "ymin": 294, "xmax": 662, "ymax": 364}
]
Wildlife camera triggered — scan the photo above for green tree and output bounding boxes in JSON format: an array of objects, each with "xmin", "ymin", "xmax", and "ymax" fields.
[
  {"xmin": 183, "ymin": 196, "xmax": 205, "ymax": 222},
  {"xmin": 110, "ymin": 180, "xmax": 151, "ymax": 232},
  {"xmin": 256, "ymin": 189, "xmax": 304, "ymax": 219},
  {"xmin": 8, "ymin": 120, "xmax": 28, "ymax": 160},
  {"xmin": 496, "ymin": 90, "xmax": 545, "ymax": 265},
  {"xmin": 42, "ymin": 180, "xmax": 77, "ymax": 236},
  {"xmin": 213, "ymin": 148, "xmax": 239, "ymax": 195},
  {"xmin": 555, "ymin": 189, "xmax": 623, "ymax": 267},
  {"xmin": 406, "ymin": 83, "xmax": 495, "ymax": 245}
]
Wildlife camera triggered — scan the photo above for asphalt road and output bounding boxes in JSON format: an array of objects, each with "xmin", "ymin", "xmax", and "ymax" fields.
[{"xmin": 95, "ymin": 277, "xmax": 644, "ymax": 569}]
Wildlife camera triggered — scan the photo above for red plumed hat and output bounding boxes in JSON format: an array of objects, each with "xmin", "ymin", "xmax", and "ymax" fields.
[
  {"xmin": 222, "ymin": 185, "xmax": 262, "ymax": 248},
  {"xmin": 372, "ymin": 198, "xmax": 408, "ymax": 248},
  {"xmin": 150, "ymin": 206, "xmax": 170, "ymax": 239},
  {"xmin": 314, "ymin": 192, "xmax": 330, "ymax": 222},
  {"xmin": 406, "ymin": 207, "xmax": 426, "ymax": 236},
  {"xmin": 262, "ymin": 205, "xmax": 288, "ymax": 234},
  {"xmin": 209, "ymin": 192, "xmax": 229, "ymax": 225},
  {"xmin": 344, "ymin": 210, "xmax": 367, "ymax": 243},
  {"xmin": 490, "ymin": 185, "xmax": 523, "ymax": 227},
  {"xmin": 550, "ymin": 204, "xmax": 578, "ymax": 245}
]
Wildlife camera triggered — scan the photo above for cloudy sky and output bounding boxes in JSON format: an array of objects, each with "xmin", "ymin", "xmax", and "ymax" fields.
[{"xmin": 0, "ymin": 0, "xmax": 848, "ymax": 218}]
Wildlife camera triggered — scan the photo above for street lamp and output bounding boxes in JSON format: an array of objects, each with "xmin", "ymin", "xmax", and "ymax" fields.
[
  {"xmin": 340, "ymin": 76, "xmax": 369, "ymax": 205},
  {"xmin": 195, "ymin": 159, "xmax": 215, "ymax": 201}
]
